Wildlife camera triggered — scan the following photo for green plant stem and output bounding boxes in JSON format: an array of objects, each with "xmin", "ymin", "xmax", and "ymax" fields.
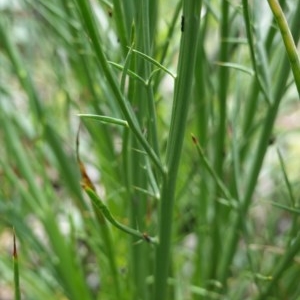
[
  {"xmin": 140, "ymin": 0, "xmax": 160, "ymax": 158},
  {"xmin": 264, "ymin": 0, "xmax": 287, "ymax": 50},
  {"xmin": 193, "ymin": 17, "xmax": 211, "ymax": 295},
  {"xmin": 122, "ymin": 0, "xmax": 135, "ymax": 34},
  {"xmin": 192, "ymin": 135, "xmax": 233, "ymax": 202},
  {"xmin": 127, "ymin": 2, "xmax": 158, "ymax": 298},
  {"xmin": 267, "ymin": 0, "xmax": 300, "ymax": 98},
  {"xmin": 153, "ymin": 1, "xmax": 201, "ymax": 299},
  {"xmin": 211, "ymin": 0, "xmax": 229, "ymax": 280},
  {"xmin": 78, "ymin": 114, "xmax": 129, "ymax": 127},
  {"xmin": 85, "ymin": 187, "xmax": 158, "ymax": 244},
  {"xmin": 215, "ymin": 0, "xmax": 229, "ymax": 177},
  {"xmin": 148, "ymin": 0, "xmax": 158, "ymax": 45}
]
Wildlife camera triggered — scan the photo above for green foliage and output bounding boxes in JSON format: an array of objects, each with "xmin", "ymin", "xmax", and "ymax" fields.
[{"xmin": 1, "ymin": 0, "xmax": 300, "ymax": 299}]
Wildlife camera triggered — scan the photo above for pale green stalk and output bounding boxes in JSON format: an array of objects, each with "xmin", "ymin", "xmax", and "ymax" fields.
[
  {"xmin": 211, "ymin": 0, "xmax": 229, "ymax": 280},
  {"xmin": 153, "ymin": 1, "xmax": 202, "ymax": 299},
  {"xmin": 126, "ymin": 2, "xmax": 158, "ymax": 299}
]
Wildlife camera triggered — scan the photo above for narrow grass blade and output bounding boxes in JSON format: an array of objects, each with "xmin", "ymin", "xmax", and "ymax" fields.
[
  {"xmin": 191, "ymin": 134, "xmax": 234, "ymax": 203},
  {"xmin": 214, "ymin": 61, "xmax": 254, "ymax": 76},
  {"xmin": 131, "ymin": 48, "xmax": 176, "ymax": 79},
  {"xmin": 78, "ymin": 114, "xmax": 129, "ymax": 127},
  {"xmin": 120, "ymin": 40, "xmax": 135, "ymax": 93},
  {"xmin": 276, "ymin": 148, "xmax": 296, "ymax": 206},
  {"xmin": 108, "ymin": 61, "xmax": 147, "ymax": 86},
  {"xmin": 268, "ymin": 201, "xmax": 300, "ymax": 214}
]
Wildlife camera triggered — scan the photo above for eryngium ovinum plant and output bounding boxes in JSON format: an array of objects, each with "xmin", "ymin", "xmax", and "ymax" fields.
[{"xmin": 1, "ymin": 0, "xmax": 300, "ymax": 299}]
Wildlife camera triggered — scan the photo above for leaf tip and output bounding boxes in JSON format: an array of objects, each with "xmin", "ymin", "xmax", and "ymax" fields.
[
  {"xmin": 191, "ymin": 133, "xmax": 198, "ymax": 144},
  {"xmin": 13, "ymin": 229, "xmax": 17, "ymax": 259}
]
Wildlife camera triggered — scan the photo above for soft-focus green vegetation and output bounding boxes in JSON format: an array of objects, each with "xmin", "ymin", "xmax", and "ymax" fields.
[{"xmin": 1, "ymin": 0, "xmax": 300, "ymax": 299}]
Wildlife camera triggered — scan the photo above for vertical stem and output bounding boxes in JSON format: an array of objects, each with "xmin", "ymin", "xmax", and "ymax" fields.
[
  {"xmin": 129, "ymin": 1, "xmax": 158, "ymax": 298},
  {"xmin": 215, "ymin": 0, "xmax": 229, "ymax": 176},
  {"xmin": 148, "ymin": 0, "xmax": 158, "ymax": 47},
  {"xmin": 193, "ymin": 18, "xmax": 210, "ymax": 298},
  {"xmin": 122, "ymin": 0, "xmax": 135, "ymax": 34},
  {"xmin": 211, "ymin": 0, "xmax": 229, "ymax": 280},
  {"xmin": 140, "ymin": 0, "xmax": 160, "ymax": 157},
  {"xmin": 153, "ymin": 1, "xmax": 202, "ymax": 299}
]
